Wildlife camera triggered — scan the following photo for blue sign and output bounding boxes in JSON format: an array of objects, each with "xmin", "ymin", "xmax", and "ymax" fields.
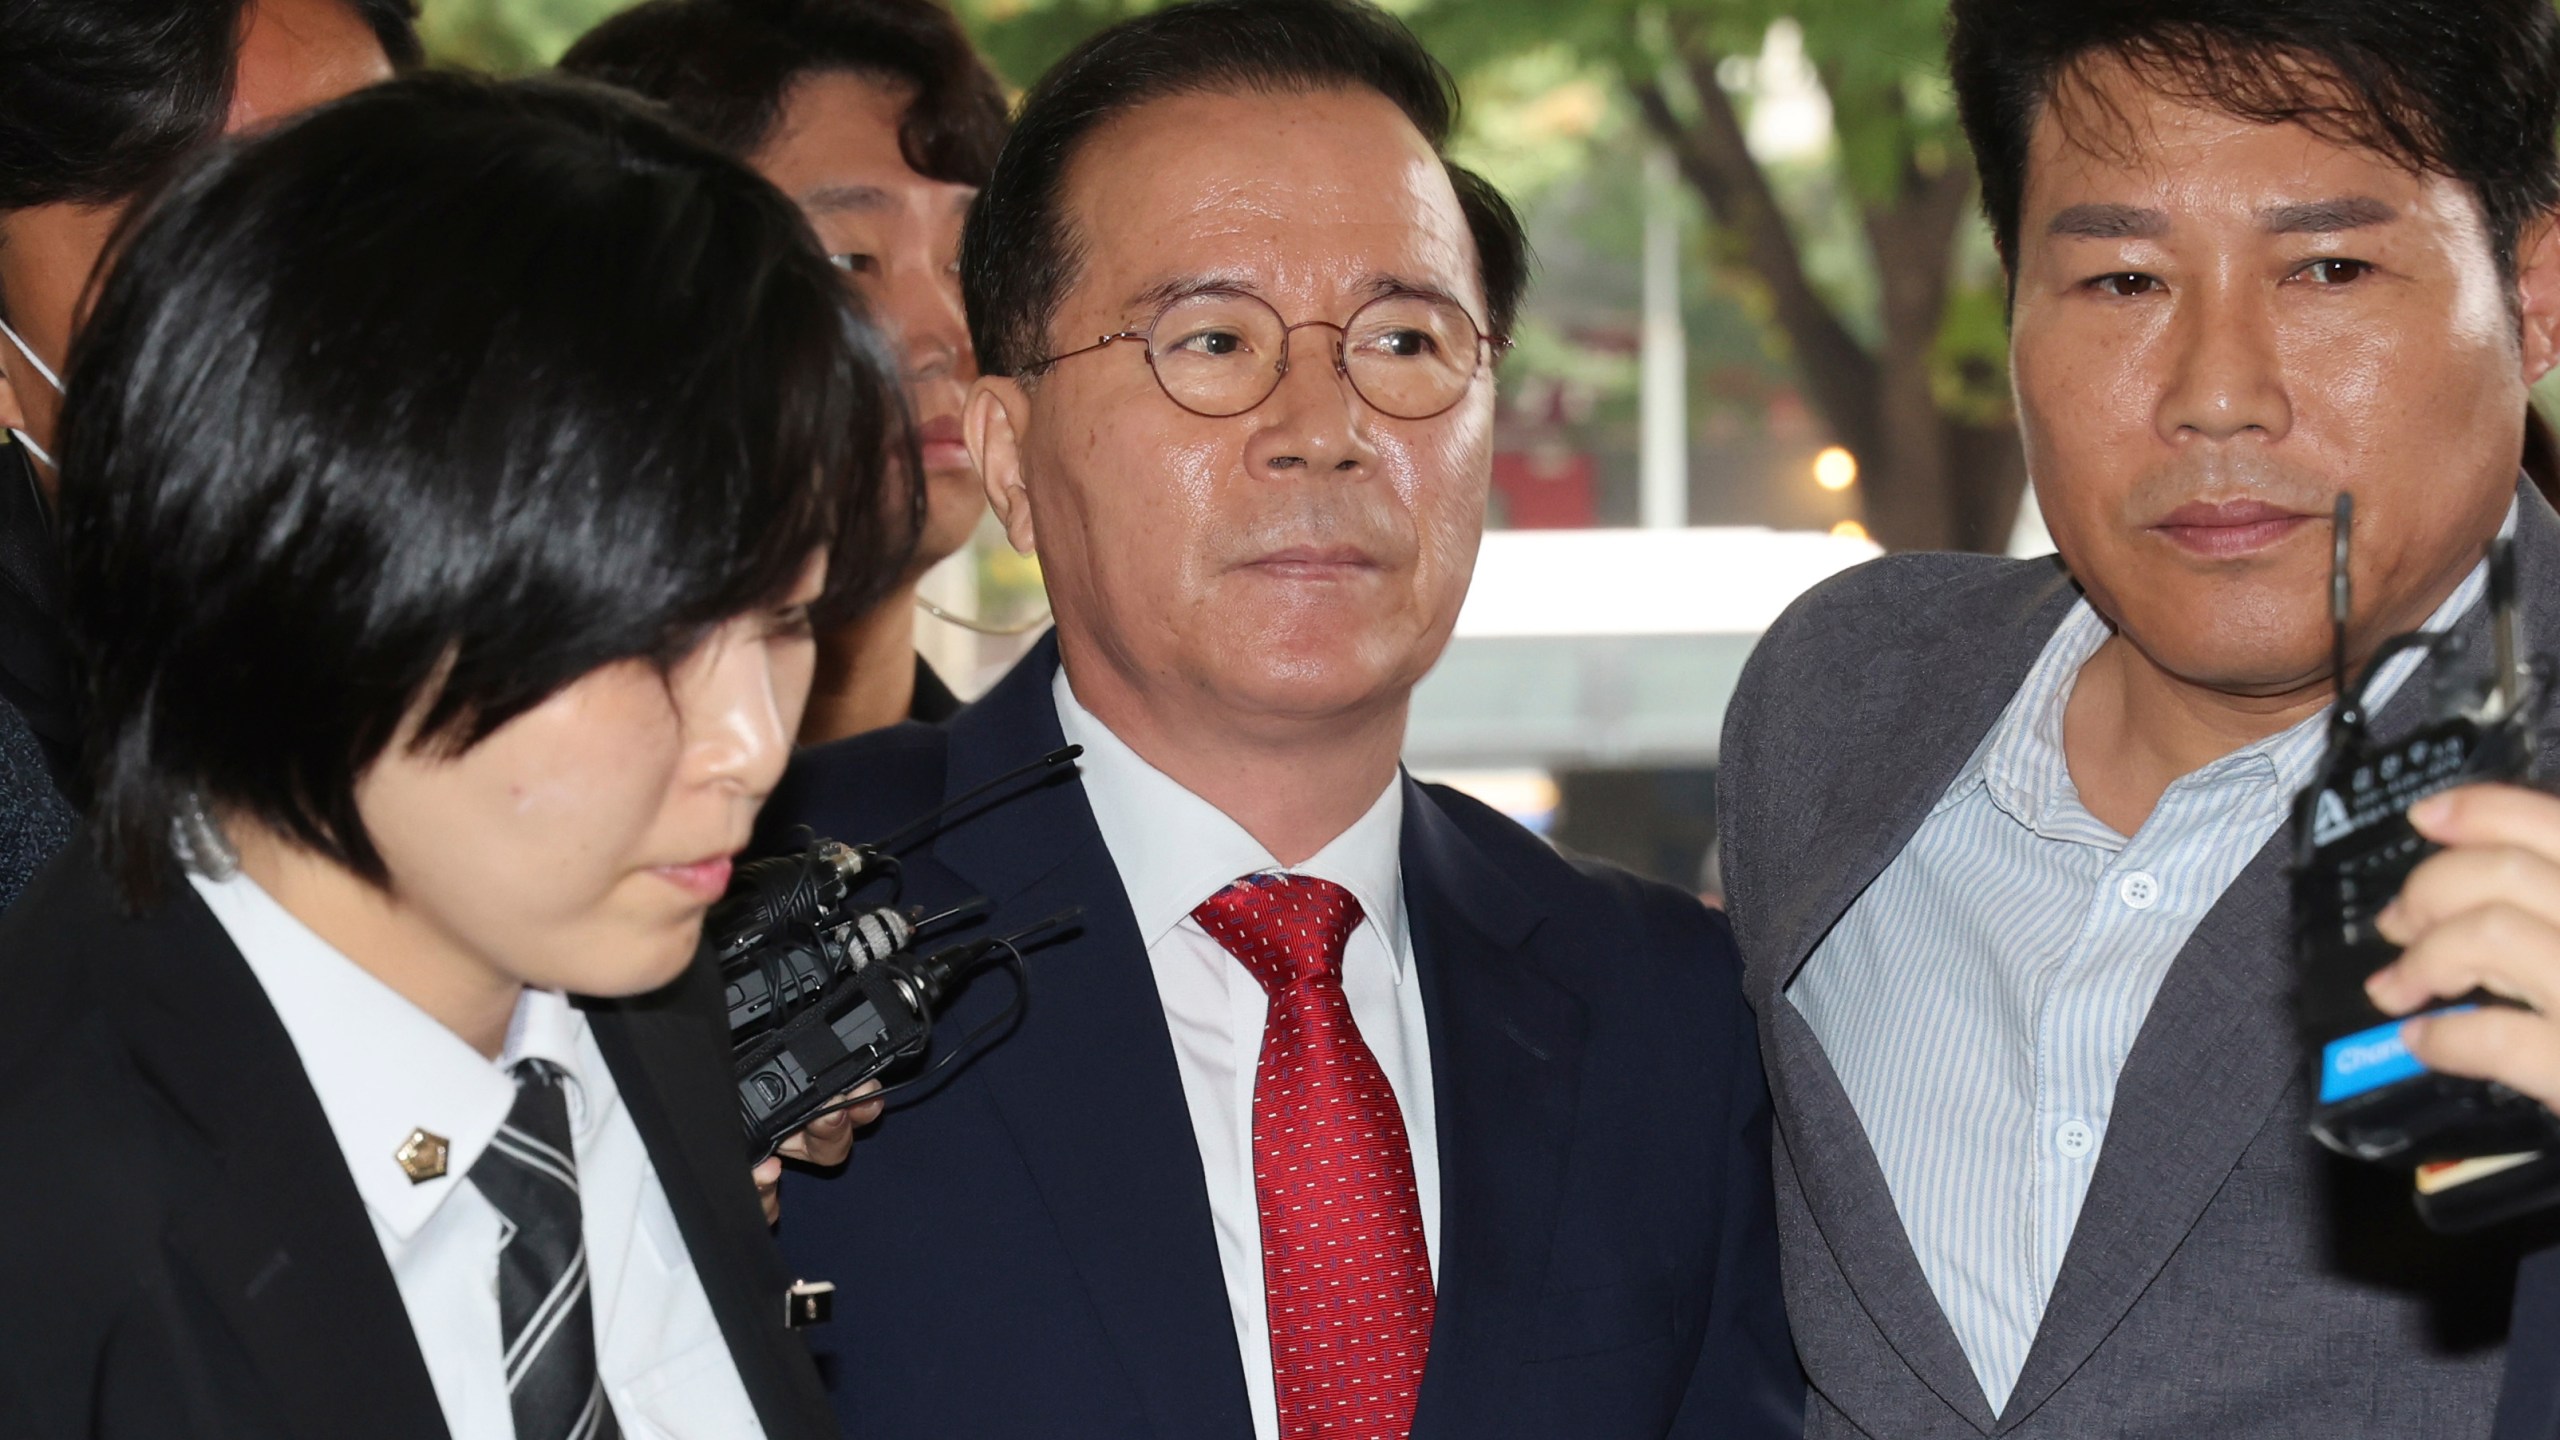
[{"xmin": 2319, "ymin": 1008, "xmax": 2477, "ymax": 1103}]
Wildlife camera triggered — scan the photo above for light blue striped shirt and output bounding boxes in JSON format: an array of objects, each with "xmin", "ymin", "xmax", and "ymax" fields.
[{"xmin": 1789, "ymin": 532, "xmax": 2500, "ymax": 1413}]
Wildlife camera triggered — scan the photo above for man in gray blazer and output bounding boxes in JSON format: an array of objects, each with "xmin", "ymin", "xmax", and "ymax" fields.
[{"xmin": 1720, "ymin": 0, "xmax": 2560, "ymax": 1434}]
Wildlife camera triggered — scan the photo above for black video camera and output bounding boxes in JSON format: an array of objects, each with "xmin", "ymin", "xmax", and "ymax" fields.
[
  {"xmin": 707, "ymin": 748, "xmax": 1083, "ymax": 1160},
  {"xmin": 2293, "ymin": 494, "xmax": 2560, "ymax": 1232}
]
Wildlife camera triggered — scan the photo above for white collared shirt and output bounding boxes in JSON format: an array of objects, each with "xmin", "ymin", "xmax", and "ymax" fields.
[
  {"xmin": 1053, "ymin": 668, "xmax": 1439, "ymax": 1440},
  {"xmin": 192, "ymin": 869, "xmax": 765, "ymax": 1440}
]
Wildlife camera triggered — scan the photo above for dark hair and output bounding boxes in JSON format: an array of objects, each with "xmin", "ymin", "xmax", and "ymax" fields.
[
  {"xmin": 1948, "ymin": 0, "xmax": 2560, "ymax": 281},
  {"xmin": 2529, "ymin": 407, "xmax": 2560, "ymax": 505},
  {"xmin": 961, "ymin": 0, "xmax": 1529, "ymax": 378},
  {"xmin": 56, "ymin": 73, "xmax": 918, "ymax": 902},
  {"xmin": 0, "ymin": 0, "xmax": 422, "ymax": 211},
  {"xmin": 558, "ymin": 0, "xmax": 1008, "ymax": 186}
]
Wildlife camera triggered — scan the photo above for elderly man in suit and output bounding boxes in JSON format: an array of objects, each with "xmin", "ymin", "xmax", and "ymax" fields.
[
  {"xmin": 756, "ymin": 2, "xmax": 1801, "ymax": 1436},
  {"xmin": 1720, "ymin": 0, "xmax": 2560, "ymax": 1434}
]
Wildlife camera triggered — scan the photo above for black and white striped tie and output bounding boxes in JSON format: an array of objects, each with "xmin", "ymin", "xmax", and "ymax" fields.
[{"xmin": 473, "ymin": 1059, "xmax": 620, "ymax": 1440}]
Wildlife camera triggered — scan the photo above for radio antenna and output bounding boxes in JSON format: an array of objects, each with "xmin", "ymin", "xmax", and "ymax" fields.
[
  {"xmin": 2489, "ymin": 536, "xmax": 2523, "ymax": 722},
  {"xmin": 871, "ymin": 744, "xmax": 1083, "ymax": 857},
  {"xmin": 2331, "ymin": 493, "xmax": 2360, "ymax": 740}
]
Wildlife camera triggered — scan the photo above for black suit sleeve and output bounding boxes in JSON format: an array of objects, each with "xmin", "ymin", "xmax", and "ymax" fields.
[
  {"xmin": 0, "ymin": 692, "xmax": 71, "ymax": 910},
  {"xmin": 582, "ymin": 954, "xmax": 841, "ymax": 1440},
  {"xmin": 2498, "ymin": 1242, "xmax": 2560, "ymax": 1439},
  {"xmin": 1660, "ymin": 903, "xmax": 1805, "ymax": 1437}
]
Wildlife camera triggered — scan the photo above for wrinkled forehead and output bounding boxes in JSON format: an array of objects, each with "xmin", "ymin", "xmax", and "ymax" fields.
[{"xmin": 1056, "ymin": 85, "xmax": 1484, "ymax": 324}]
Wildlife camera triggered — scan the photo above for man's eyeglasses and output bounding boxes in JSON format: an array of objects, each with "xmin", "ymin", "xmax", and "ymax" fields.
[{"xmin": 1029, "ymin": 290, "xmax": 1509, "ymax": 421}]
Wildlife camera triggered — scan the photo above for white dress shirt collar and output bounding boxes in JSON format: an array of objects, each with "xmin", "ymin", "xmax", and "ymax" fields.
[
  {"xmin": 1052, "ymin": 665, "xmax": 1409, "ymax": 978},
  {"xmin": 1944, "ymin": 493, "xmax": 2521, "ymax": 837},
  {"xmin": 189, "ymin": 868, "xmax": 593, "ymax": 1244}
]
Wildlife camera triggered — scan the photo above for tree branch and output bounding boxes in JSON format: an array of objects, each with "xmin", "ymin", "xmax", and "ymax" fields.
[
  {"xmin": 1630, "ymin": 46, "xmax": 1882, "ymax": 459},
  {"xmin": 1858, "ymin": 127, "xmax": 1977, "ymax": 361}
]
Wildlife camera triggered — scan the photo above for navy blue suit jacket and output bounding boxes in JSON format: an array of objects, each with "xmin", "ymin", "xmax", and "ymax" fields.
[
  {"xmin": 755, "ymin": 637, "xmax": 1800, "ymax": 1439},
  {"xmin": 2504, "ymin": 1245, "xmax": 2560, "ymax": 1440}
]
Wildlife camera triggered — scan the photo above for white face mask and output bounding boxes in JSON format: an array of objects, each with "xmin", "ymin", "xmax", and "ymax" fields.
[{"xmin": 0, "ymin": 316, "xmax": 62, "ymax": 472}]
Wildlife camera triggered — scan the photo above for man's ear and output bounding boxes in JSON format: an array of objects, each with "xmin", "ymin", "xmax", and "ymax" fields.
[
  {"xmin": 2518, "ymin": 212, "xmax": 2560, "ymax": 387},
  {"xmin": 966, "ymin": 376, "xmax": 1038, "ymax": 556}
]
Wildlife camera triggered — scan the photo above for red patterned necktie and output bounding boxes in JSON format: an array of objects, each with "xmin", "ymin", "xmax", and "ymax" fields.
[{"xmin": 1192, "ymin": 873, "xmax": 1434, "ymax": 1440}]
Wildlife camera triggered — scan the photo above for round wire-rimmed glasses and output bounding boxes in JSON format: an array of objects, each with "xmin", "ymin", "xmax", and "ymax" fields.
[{"xmin": 1029, "ymin": 289, "xmax": 1510, "ymax": 421}]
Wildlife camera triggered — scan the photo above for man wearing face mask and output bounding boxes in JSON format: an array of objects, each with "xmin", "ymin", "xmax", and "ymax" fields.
[
  {"xmin": 1718, "ymin": 1, "xmax": 2560, "ymax": 1433},
  {"xmin": 751, "ymin": 3, "xmax": 1802, "ymax": 1437},
  {"xmin": 0, "ymin": 0, "xmax": 416, "ymax": 910},
  {"xmin": 561, "ymin": 0, "xmax": 1009, "ymax": 744}
]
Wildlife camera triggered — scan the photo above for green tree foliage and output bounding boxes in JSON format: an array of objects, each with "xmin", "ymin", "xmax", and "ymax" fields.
[
  {"xmin": 1419, "ymin": 0, "xmax": 2016, "ymax": 551},
  {"xmin": 958, "ymin": 0, "xmax": 2019, "ymax": 551},
  {"xmin": 436, "ymin": 0, "xmax": 2016, "ymax": 549},
  {"xmin": 421, "ymin": 0, "xmax": 626, "ymax": 71}
]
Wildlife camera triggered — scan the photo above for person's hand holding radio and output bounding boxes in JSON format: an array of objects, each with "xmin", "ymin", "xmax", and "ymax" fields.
[
  {"xmin": 2366, "ymin": 783, "xmax": 2560, "ymax": 1112},
  {"xmin": 752, "ymin": 1080, "xmax": 886, "ymax": 1226}
]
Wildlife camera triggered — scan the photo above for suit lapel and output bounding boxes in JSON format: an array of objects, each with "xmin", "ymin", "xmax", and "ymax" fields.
[
  {"xmin": 582, "ymin": 968, "xmax": 837, "ymax": 1440},
  {"xmin": 925, "ymin": 638, "xmax": 1257, "ymax": 1438},
  {"xmin": 1764, "ymin": 1005, "xmax": 2001, "ymax": 1431},
  {"xmin": 1746, "ymin": 562, "xmax": 2079, "ymax": 1011},
  {"xmin": 1995, "ymin": 839, "xmax": 2293, "ymax": 1426},
  {"xmin": 2001, "ymin": 484, "xmax": 2560, "ymax": 1423},
  {"xmin": 1395, "ymin": 782, "xmax": 1576, "ymax": 1439},
  {"xmin": 115, "ymin": 873, "xmax": 451, "ymax": 1440},
  {"xmin": 1749, "ymin": 561, "xmax": 2078, "ymax": 1429}
]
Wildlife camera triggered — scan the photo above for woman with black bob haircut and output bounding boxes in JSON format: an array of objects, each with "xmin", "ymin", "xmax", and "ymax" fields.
[{"xmin": 0, "ymin": 73, "xmax": 910, "ymax": 1440}]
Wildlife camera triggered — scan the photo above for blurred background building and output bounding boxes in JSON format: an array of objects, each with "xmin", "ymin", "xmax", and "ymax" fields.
[{"xmin": 427, "ymin": 0, "xmax": 2559, "ymax": 892}]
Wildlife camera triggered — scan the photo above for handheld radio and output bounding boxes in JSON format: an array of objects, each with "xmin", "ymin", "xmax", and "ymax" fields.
[
  {"xmin": 706, "ymin": 746, "xmax": 1084, "ymax": 1160},
  {"xmin": 2292, "ymin": 494, "xmax": 2560, "ymax": 1231}
]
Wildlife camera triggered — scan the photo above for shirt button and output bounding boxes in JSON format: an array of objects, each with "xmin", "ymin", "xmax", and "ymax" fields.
[
  {"xmin": 2118, "ymin": 870, "xmax": 2161, "ymax": 910},
  {"xmin": 2056, "ymin": 1120, "xmax": 2097, "ymax": 1159}
]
